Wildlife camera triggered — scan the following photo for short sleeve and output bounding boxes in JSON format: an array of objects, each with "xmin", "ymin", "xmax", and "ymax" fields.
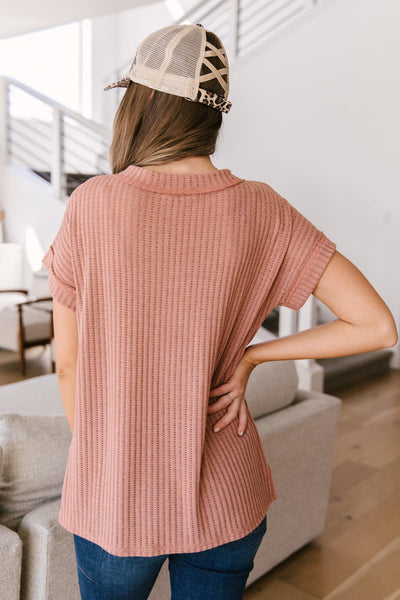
[
  {"xmin": 41, "ymin": 199, "xmax": 76, "ymax": 311},
  {"xmin": 277, "ymin": 198, "xmax": 337, "ymax": 311}
]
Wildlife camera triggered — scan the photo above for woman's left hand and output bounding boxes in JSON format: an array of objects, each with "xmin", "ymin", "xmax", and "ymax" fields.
[{"xmin": 207, "ymin": 352, "xmax": 255, "ymax": 437}]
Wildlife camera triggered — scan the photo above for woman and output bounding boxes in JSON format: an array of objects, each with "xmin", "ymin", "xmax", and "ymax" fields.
[{"xmin": 42, "ymin": 22, "xmax": 398, "ymax": 600}]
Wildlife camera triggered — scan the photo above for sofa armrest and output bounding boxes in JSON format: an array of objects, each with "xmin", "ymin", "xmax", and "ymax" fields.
[
  {"xmin": 18, "ymin": 498, "xmax": 80, "ymax": 600},
  {"xmin": 0, "ymin": 523, "xmax": 22, "ymax": 600},
  {"xmin": 255, "ymin": 392, "xmax": 341, "ymax": 549},
  {"xmin": 293, "ymin": 387, "xmax": 343, "ymax": 406}
]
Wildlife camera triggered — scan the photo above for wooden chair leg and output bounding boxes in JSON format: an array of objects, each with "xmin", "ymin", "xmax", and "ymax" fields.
[
  {"xmin": 49, "ymin": 315, "xmax": 54, "ymax": 374},
  {"xmin": 19, "ymin": 345, "xmax": 26, "ymax": 376},
  {"xmin": 18, "ymin": 309, "xmax": 26, "ymax": 376}
]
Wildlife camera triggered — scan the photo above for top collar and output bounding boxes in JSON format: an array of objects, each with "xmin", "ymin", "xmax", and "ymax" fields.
[{"xmin": 117, "ymin": 164, "xmax": 245, "ymax": 195}]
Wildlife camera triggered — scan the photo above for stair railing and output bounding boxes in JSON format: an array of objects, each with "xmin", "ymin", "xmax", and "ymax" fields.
[
  {"xmin": 279, "ymin": 296, "xmax": 326, "ymax": 391},
  {"xmin": 0, "ymin": 75, "xmax": 112, "ymax": 200}
]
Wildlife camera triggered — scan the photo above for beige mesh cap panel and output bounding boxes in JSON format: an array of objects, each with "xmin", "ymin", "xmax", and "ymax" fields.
[{"xmin": 104, "ymin": 23, "xmax": 232, "ymax": 114}]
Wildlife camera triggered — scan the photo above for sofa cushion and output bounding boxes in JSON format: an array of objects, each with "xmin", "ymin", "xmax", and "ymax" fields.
[
  {"xmin": 246, "ymin": 326, "xmax": 299, "ymax": 419},
  {"xmin": 0, "ymin": 414, "xmax": 71, "ymax": 530},
  {"xmin": 246, "ymin": 359, "xmax": 299, "ymax": 419}
]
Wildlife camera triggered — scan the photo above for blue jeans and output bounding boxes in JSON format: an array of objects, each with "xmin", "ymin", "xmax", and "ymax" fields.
[{"xmin": 73, "ymin": 513, "xmax": 267, "ymax": 599}]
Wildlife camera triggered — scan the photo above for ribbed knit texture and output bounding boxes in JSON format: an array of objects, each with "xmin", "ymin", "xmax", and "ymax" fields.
[{"xmin": 42, "ymin": 164, "xmax": 337, "ymax": 557}]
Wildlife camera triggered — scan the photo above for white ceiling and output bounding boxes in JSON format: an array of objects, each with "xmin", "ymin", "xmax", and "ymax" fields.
[{"xmin": 0, "ymin": 0, "xmax": 159, "ymax": 39}]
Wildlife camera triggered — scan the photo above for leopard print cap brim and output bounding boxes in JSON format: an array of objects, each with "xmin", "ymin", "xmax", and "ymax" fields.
[
  {"xmin": 103, "ymin": 78, "xmax": 130, "ymax": 90},
  {"xmin": 186, "ymin": 88, "xmax": 232, "ymax": 114}
]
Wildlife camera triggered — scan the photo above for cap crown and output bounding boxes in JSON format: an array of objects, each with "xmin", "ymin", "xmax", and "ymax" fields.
[
  {"xmin": 128, "ymin": 24, "xmax": 229, "ymax": 102},
  {"xmin": 103, "ymin": 23, "xmax": 232, "ymax": 113}
]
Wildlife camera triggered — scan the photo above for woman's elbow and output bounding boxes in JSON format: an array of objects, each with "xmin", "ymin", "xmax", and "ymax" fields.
[
  {"xmin": 378, "ymin": 317, "xmax": 399, "ymax": 349},
  {"xmin": 313, "ymin": 251, "xmax": 398, "ymax": 350}
]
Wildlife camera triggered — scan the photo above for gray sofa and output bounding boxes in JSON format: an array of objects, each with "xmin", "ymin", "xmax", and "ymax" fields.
[{"xmin": 0, "ymin": 327, "xmax": 342, "ymax": 599}]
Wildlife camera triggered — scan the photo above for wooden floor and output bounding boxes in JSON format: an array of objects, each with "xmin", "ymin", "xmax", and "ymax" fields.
[
  {"xmin": 1, "ymin": 348, "xmax": 399, "ymax": 599},
  {"xmin": 0, "ymin": 344, "xmax": 53, "ymax": 385},
  {"xmin": 244, "ymin": 368, "xmax": 400, "ymax": 600}
]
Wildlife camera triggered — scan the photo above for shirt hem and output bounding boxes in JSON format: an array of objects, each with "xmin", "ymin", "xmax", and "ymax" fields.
[{"xmin": 58, "ymin": 498, "xmax": 276, "ymax": 557}]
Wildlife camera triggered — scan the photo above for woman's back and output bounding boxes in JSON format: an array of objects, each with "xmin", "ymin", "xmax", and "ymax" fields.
[{"xmin": 42, "ymin": 163, "xmax": 337, "ymax": 556}]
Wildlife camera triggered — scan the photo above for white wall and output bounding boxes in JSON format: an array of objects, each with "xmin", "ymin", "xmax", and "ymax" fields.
[
  {"xmin": 214, "ymin": 0, "xmax": 400, "ymax": 343},
  {"xmin": 0, "ymin": 165, "xmax": 68, "ymax": 294}
]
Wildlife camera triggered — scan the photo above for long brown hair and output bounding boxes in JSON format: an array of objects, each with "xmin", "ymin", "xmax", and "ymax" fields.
[{"xmin": 109, "ymin": 30, "xmax": 228, "ymax": 173}]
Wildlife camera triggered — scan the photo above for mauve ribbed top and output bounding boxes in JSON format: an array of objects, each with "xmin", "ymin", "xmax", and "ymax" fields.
[{"xmin": 42, "ymin": 164, "xmax": 336, "ymax": 556}]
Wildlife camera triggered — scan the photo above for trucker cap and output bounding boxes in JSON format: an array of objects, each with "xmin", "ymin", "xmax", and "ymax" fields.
[{"xmin": 104, "ymin": 23, "xmax": 232, "ymax": 114}]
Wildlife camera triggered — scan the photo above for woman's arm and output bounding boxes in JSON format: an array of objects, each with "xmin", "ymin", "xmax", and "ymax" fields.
[
  {"xmin": 208, "ymin": 251, "xmax": 398, "ymax": 436},
  {"xmin": 244, "ymin": 250, "xmax": 398, "ymax": 367},
  {"xmin": 52, "ymin": 298, "xmax": 78, "ymax": 434}
]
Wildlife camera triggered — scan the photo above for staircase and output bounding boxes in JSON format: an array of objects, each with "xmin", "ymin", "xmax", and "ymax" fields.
[
  {"xmin": 31, "ymin": 171, "xmax": 99, "ymax": 197},
  {"xmin": 1, "ymin": 76, "xmax": 111, "ymax": 200}
]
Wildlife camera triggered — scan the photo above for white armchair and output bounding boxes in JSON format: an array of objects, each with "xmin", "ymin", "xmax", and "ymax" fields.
[{"xmin": 0, "ymin": 243, "xmax": 54, "ymax": 375}]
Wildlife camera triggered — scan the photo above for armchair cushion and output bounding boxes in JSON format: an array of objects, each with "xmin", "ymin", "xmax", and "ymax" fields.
[{"xmin": 0, "ymin": 414, "xmax": 71, "ymax": 531}]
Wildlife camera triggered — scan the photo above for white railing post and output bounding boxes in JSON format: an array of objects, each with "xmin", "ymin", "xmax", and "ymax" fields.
[
  {"xmin": 278, "ymin": 306, "xmax": 297, "ymax": 338},
  {"xmin": 0, "ymin": 77, "xmax": 9, "ymax": 168},
  {"xmin": 229, "ymin": 0, "xmax": 240, "ymax": 62},
  {"xmin": 51, "ymin": 108, "xmax": 66, "ymax": 200},
  {"xmin": 296, "ymin": 295, "xmax": 325, "ymax": 392}
]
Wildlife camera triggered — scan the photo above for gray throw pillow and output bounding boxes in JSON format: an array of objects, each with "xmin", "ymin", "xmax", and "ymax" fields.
[{"xmin": 0, "ymin": 414, "xmax": 71, "ymax": 530}]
